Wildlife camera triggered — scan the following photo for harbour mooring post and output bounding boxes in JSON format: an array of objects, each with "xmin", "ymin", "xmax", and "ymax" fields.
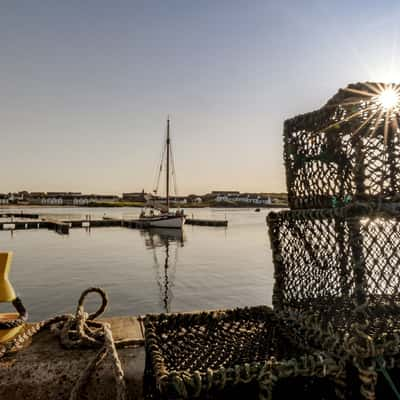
[{"xmin": 0, "ymin": 252, "xmax": 25, "ymax": 342}]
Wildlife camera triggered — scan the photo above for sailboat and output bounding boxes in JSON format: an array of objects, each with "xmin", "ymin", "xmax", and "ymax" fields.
[{"xmin": 139, "ymin": 118, "xmax": 185, "ymax": 229}]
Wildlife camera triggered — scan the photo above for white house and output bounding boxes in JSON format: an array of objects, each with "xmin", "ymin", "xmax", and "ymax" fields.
[
  {"xmin": 215, "ymin": 194, "xmax": 239, "ymax": 202},
  {"xmin": 213, "ymin": 191, "xmax": 240, "ymax": 202},
  {"xmin": 168, "ymin": 196, "xmax": 187, "ymax": 204},
  {"xmin": 0, "ymin": 194, "xmax": 9, "ymax": 205},
  {"xmin": 259, "ymin": 197, "xmax": 272, "ymax": 205},
  {"xmin": 215, "ymin": 193, "xmax": 272, "ymax": 205},
  {"xmin": 42, "ymin": 197, "xmax": 63, "ymax": 205},
  {"xmin": 73, "ymin": 197, "xmax": 90, "ymax": 206}
]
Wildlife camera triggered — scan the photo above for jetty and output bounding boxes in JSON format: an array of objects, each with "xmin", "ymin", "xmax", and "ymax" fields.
[
  {"xmin": 0, "ymin": 219, "xmax": 72, "ymax": 235},
  {"xmin": 0, "ymin": 212, "xmax": 40, "ymax": 219},
  {"xmin": 45, "ymin": 219, "xmax": 70, "ymax": 234},
  {"xmin": 185, "ymin": 218, "xmax": 227, "ymax": 227},
  {"xmin": 0, "ymin": 215, "xmax": 227, "ymax": 234}
]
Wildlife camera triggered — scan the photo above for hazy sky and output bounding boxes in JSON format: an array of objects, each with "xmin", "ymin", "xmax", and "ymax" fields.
[{"xmin": 2, "ymin": 1, "xmax": 400, "ymax": 195}]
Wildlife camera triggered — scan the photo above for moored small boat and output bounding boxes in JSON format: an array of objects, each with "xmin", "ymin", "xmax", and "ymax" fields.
[
  {"xmin": 139, "ymin": 118, "xmax": 185, "ymax": 229},
  {"xmin": 142, "ymin": 213, "xmax": 185, "ymax": 229}
]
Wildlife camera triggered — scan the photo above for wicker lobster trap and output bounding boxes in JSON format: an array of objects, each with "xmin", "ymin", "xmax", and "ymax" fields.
[
  {"xmin": 144, "ymin": 306, "xmax": 343, "ymax": 399},
  {"xmin": 267, "ymin": 202, "xmax": 400, "ymax": 398},
  {"xmin": 285, "ymin": 82, "xmax": 400, "ymax": 209},
  {"xmin": 268, "ymin": 202, "xmax": 400, "ymax": 312},
  {"xmin": 265, "ymin": 81, "xmax": 400, "ymax": 398}
]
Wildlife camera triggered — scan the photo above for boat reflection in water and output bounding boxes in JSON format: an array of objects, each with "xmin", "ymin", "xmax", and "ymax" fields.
[{"xmin": 140, "ymin": 228, "xmax": 185, "ymax": 313}]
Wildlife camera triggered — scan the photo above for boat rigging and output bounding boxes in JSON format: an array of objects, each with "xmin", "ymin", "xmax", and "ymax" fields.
[{"xmin": 140, "ymin": 118, "xmax": 185, "ymax": 229}]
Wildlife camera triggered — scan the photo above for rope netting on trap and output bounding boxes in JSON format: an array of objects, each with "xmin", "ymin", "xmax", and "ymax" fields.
[
  {"xmin": 268, "ymin": 203, "xmax": 400, "ymax": 313},
  {"xmin": 267, "ymin": 200, "xmax": 400, "ymax": 399},
  {"xmin": 144, "ymin": 306, "xmax": 344, "ymax": 399},
  {"xmin": 284, "ymin": 82, "xmax": 400, "ymax": 209}
]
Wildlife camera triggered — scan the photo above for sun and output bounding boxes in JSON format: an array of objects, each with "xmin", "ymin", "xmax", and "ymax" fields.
[
  {"xmin": 321, "ymin": 82, "xmax": 400, "ymax": 144},
  {"xmin": 378, "ymin": 88, "xmax": 400, "ymax": 110}
]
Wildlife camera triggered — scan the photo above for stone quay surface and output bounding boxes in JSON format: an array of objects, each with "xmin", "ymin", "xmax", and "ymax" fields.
[{"xmin": 0, "ymin": 317, "xmax": 146, "ymax": 400}]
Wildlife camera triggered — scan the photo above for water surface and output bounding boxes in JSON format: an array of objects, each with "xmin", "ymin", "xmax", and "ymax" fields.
[{"xmin": 0, "ymin": 207, "xmax": 274, "ymax": 320}]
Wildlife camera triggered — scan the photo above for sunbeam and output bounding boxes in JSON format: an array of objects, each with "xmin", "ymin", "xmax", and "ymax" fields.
[{"xmin": 322, "ymin": 82, "xmax": 400, "ymax": 144}]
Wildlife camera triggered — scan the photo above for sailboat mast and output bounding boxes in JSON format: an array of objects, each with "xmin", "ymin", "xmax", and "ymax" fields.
[{"xmin": 166, "ymin": 118, "xmax": 170, "ymax": 210}]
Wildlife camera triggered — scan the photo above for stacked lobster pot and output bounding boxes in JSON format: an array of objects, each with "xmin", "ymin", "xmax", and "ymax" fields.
[{"xmin": 267, "ymin": 81, "xmax": 400, "ymax": 399}]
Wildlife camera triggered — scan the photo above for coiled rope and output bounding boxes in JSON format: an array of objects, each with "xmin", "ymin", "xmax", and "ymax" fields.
[
  {"xmin": 0, "ymin": 287, "xmax": 143, "ymax": 400},
  {"xmin": 0, "ymin": 296, "xmax": 28, "ymax": 329}
]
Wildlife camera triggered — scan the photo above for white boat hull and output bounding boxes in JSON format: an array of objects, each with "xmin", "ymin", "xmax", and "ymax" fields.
[{"xmin": 141, "ymin": 215, "xmax": 185, "ymax": 229}]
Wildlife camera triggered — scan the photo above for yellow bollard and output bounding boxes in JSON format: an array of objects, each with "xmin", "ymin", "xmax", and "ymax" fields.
[
  {"xmin": 0, "ymin": 252, "xmax": 16, "ymax": 302},
  {"xmin": 0, "ymin": 252, "xmax": 24, "ymax": 343}
]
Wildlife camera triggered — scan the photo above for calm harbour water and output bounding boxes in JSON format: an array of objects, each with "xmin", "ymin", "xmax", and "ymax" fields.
[{"xmin": 0, "ymin": 207, "xmax": 275, "ymax": 321}]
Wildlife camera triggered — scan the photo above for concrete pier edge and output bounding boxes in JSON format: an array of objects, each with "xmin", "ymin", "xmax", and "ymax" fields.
[{"xmin": 0, "ymin": 316, "xmax": 146, "ymax": 400}]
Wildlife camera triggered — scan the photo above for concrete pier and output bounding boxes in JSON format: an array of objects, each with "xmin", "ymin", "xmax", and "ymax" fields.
[
  {"xmin": 0, "ymin": 219, "xmax": 130, "ymax": 233},
  {"xmin": 66, "ymin": 219, "xmax": 123, "ymax": 228},
  {"xmin": 45, "ymin": 219, "xmax": 70, "ymax": 234},
  {"xmin": 0, "ymin": 216, "xmax": 229, "ymax": 233},
  {"xmin": 0, "ymin": 221, "xmax": 48, "ymax": 231},
  {"xmin": 0, "ymin": 212, "xmax": 40, "ymax": 219},
  {"xmin": 185, "ymin": 218, "xmax": 228, "ymax": 227},
  {"xmin": 0, "ymin": 317, "xmax": 146, "ymax": 400}
]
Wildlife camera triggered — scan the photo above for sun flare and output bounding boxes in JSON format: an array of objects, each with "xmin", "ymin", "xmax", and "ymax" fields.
[
  {"xmin": 378, "ymin": 88, "xmax": 400, "ymax": 110},
  {"xmin": 324, "ymin": 82, "xmax": 400, "ymax": 144}
]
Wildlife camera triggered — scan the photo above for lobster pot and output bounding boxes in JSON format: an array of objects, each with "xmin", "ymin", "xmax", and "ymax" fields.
[
  {"xmin": 267, "ymin": 203, "xmax": 400, "ymax": 314},
  {"xmin": 284, "ymin": 82, "xmax": 400, "ymax": 209},
  {"xmin": 267, "ymin": 204, "xmax": 400, "ymax": 399},
  {"xmin": 144, "ymin": 306, "xmax": 341, "ymax": 399}
]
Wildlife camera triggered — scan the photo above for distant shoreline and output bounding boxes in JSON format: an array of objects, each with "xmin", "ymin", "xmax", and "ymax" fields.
[{"xmin": 0, "ymin": 202, "xmax": 288, "ymax": 209}]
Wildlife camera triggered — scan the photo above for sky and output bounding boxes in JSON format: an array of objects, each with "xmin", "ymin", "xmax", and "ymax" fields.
[{"xmin": 2, "ymin": 0, "xmax": 400, "ymax": 195}]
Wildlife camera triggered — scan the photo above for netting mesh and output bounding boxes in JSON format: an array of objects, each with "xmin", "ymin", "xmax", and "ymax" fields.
[
  {"xmin": 144, "ymin": 307, "xmax": 341, "ymax": 399},
  {"xmin": 146, "ymin": 307, "xmax": 295, "ymax": 375},
  {"xmin": 268, "ymin": 203, "xmax": 400, "ymax": 312},
  {"xmin": 285, "ymin": 82, "xmax": 400, "ymax": 209}
]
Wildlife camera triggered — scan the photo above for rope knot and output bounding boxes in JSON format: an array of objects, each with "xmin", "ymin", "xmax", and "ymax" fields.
[
  {"xmin": 0, "ymin": 287, "xmax": 130, "ymax": 400},
  {"xmin": 51, "ymin": 287, "xmax": 108, "ymax": 349}
]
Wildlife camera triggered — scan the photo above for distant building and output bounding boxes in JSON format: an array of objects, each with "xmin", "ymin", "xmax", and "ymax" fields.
[
  {"xmin": 27, "ymin": 192, "xmax": 46, "ymax": 205},
  {"xmin": 215, "ymin": 192, "xmax": 240, "ymax": 202},
  {"xmin": 21, "ymin": 192, "xmax": 120, "ymax": 206},
  {"xmin": 260, "ymin": 196, "xmax": 272, "ymax": 205},
  {"xmin": 0, "ymin": 194, "xmax": 9, "ymax": 205},
  {"xmin": 211, "ymin": 191, "xmax": 240, "ymax": 197},
  {"xmin": 122, "ymin": 190, "xmax": 147, "ymax": 202},
  {"xmin": 157, "ymin": 196, "xmax": 187, "ymax": 204},
  {"xmin": 42, "ymin": 192, "xmax": 82, "ymax": 206},
  {"xmin": 170, "ymin": 196, "xmax": 187, "ymax": 204},
  {"xmin": 30, "ymin": 192, "xmax": 46, "ymax": 197},
  {"xmin": 73, "ymin": 196, "xmax": 90, "ymax": 206},
  {"xmin": 47, "ymin": 192, "xmax": 82, "ymax": 197},
  {"xmin": 240, "ymin": 194, "xmax": 272, "ymax": 205},
  {"xmin": 42, "ymin": 196, "xmax": 63, "ymax": 206},
  {"xmin": 8, "ymin": 191, "xmax": 28, "ymax": 203},
  {"xmin": 215, "ymin": 193, "xmax": 272, "ymax": 205},
  {"xmin": 187, "ymin": 194, "xmax": 202, "ymax": 203}
]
